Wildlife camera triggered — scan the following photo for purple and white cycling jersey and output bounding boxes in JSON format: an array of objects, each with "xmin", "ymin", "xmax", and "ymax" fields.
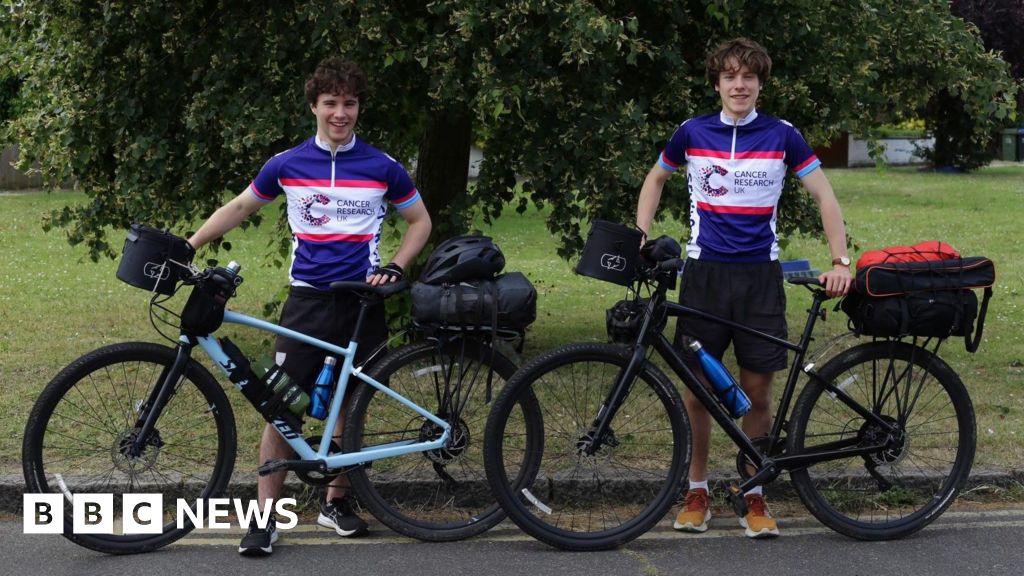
[
  {"xmin": 249, "ymin": 135, "xmax": 421, "ymax": 289},
  {"xmin": 658, "ymin": 109, "xmax": 821, "ymax": 262}
]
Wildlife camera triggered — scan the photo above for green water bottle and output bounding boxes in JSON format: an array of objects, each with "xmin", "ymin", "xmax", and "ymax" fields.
[{"xmin": 254, "ymin": 357, "xmax": 310, "ymax": 418}]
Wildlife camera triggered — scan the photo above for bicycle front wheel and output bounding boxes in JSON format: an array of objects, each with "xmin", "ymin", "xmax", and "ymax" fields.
[
  {"xmin": 484, "ymin": 343, "xmax": 690, "ymax": 551},
  {"xmin": 788, "ymin": 341, "xmax": 975, "ymax": 540},
  {"xmin": 22, "ymin": 342, "xmax": 237, "ymax": 554},
  {"xmin": 344, "ymin": 338, "xmax": 542, "ymax": 541}
]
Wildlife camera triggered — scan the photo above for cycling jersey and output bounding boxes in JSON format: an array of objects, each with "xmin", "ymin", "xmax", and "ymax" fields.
[
  {"xmin": 249, "ymin": 134, "xmax": 421, "ymax": 289},
  {"xmin": 658, "ymin": 109, "xmax": 821, "ymax": 262}
]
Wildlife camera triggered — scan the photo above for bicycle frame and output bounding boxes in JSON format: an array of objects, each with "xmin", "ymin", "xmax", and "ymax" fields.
[
  {"xmin": 590, "ymin": 275, "xmax": 900, "ymax": 493},
  {"xmin": 134, "ymin": 303, "xmax": 451, "ymax": 472}
]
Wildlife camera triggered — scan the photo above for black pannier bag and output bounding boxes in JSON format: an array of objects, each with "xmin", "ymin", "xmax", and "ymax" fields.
[
  {"xmin": 841, "ymin": 257, "xmax": 995, "ymax": 353},
  {"xmin": 841, "ymin": 289, "xmax": 977, "ymax": 338},
  {"xmin": 411, "ymin": 272, "xmax": 537, "ymax": 331},
  {"xmin": 855, "ymin": 256, "xmax": 995, "ymax": 296}
]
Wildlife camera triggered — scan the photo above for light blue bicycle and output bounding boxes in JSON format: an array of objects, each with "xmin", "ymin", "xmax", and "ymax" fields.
[{"xmin": 22, "ymin": 256, "xmax": 542, "ymax": 554}]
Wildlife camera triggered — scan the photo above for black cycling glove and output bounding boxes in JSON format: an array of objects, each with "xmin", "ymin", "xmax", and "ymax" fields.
[
  {"xmin": 184, "ymin": 240, "xmax": 197, "ymax": 262},
  {"xmin": 376, "ymin": 262, "xmax": 405, "ymax": 281}
]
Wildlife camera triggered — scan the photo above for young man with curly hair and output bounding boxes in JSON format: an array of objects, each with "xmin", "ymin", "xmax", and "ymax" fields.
[
  {"xmin": 189, "ymin": 58, "xmax": 431, "ymax": 555},
  {"xmin": 636, "ymin": 38, "xmax": 852, "ymax": 539}
]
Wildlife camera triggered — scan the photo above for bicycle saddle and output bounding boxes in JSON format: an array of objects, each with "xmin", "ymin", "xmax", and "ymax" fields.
[{"xmin": 329, "ymin": 279, "xmax": 410, "ymax": 299}]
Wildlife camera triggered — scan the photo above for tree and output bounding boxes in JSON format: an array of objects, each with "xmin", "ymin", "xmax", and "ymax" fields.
[
  {"xmin": 951, "ymin": 1, "xmax": 1024, "ymax": 113},
  {"xmin": 5, "ymin": 1, "xmax": 1017, "ymax": 262},
  {"xmin": 920, "ymin": 0, "xmax": 1023, "ymax": 169}
]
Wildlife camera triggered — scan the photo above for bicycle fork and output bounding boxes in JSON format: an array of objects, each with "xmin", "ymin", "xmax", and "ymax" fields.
[
  {"xmin": 126, "ymin": 340, "xmax": 193, "ymax": 458},
  {"xmin": 582, "ymin": 287, "xmax": 671, "ymax": 455},
  {"xmin": 581, "ymin": 341, "xmax": 648, "ymax": 456}
]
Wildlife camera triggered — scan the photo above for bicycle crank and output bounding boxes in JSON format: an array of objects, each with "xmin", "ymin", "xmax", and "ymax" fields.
[
  {"xmin": 736, "ymin": 435, "xmax": 786, "ymax": 481},
  {"xmin": 294, "ymin": 435, "xmax": 342, "ymax": 485}
]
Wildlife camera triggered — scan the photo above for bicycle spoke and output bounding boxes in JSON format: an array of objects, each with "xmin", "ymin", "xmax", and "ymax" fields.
[
  {"xmin": 790, "ymin": 342, "xmax": 973, "ymax": 539},
  {"xmin": 25, "ymin": 342, "xmax": 234, "ymax": 551}
]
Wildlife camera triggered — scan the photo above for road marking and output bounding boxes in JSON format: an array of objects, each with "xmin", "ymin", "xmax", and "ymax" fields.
[{"xmin": 174, "ymin": 513, "xmax": 1024, "ymax": 547}]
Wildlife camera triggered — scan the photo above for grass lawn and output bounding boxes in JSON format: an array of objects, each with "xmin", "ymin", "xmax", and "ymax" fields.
[{"xmin": 2, "ymin": 165, "xmax": 1022, "ymax": 479}]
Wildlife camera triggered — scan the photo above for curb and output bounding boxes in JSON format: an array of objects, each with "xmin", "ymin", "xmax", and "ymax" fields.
[{"xmin": 5, "ymin": 468, "xmax": 1023, "ymax": 515}]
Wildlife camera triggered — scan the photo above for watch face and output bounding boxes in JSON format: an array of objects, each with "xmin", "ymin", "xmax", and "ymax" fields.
[{"xmin": 835, "ymin": 256, "xmax": 851, "ymax": 266}]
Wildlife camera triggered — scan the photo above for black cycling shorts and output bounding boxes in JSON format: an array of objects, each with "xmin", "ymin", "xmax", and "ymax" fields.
[
  {"xmin": 673, "ymin": 258, "xmax": 788, "ymax": 374},
  {"xmin": 274, "ymin": 285, "xmax": 388, "ymax": 392}
]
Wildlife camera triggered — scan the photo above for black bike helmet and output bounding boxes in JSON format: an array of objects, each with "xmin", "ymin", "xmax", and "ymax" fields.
[{"xmin": 419, "ymin": 235, "xmax": 506, "ymax": 284}]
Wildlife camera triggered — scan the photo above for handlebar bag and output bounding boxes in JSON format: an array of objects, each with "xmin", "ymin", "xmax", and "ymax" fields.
[{"xmin": 180, "ymin": 283, "xmax": 227, "ymax": 335}]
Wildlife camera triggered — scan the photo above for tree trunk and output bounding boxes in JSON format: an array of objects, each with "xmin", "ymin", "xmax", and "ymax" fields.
[{"xmin": 414, "ymin": 105, "xmax": 473, "ymax": 243}]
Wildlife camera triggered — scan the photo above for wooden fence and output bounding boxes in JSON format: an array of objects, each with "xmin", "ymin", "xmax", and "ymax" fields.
[{"xmin": 0, "ymin": 145, "xmax": 44, "ymax": 190}]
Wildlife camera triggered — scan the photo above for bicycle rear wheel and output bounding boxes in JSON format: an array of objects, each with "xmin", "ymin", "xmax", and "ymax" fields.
[
  {"xmin": 22, "ymin": 342, "xmax": 237, "ymax": 554},
  {"xmin": 484, "ymin": 343, "xmax": 690, "ymax": 551},
  {"xmin": 344, "ymin": 337, "xmax": 542, "ymax": 541},
  {"xmin": 788, "ymin": 341, "xmax": 975, "ymax": 540}
]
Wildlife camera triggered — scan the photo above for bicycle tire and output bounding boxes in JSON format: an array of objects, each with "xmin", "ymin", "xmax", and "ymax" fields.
[
  {"xmin": 22, "ymin": 342, "xmax": 237, "ymax": 554},
  {"xmin": 343, "ymin": 338, "xmax": 543, "ymax": 541},
  {"xmin": 484, "ymin": 343, "xmax": 690, "ymax": 551},
  {"xmin": 788, "ymin": 341, "xmax": 975, "ymax": 540}
]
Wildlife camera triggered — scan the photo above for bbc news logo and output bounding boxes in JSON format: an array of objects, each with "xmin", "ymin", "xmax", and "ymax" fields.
[{"xmin": 23, "ymin": 494, "xmax": 298, "ymax": 534}]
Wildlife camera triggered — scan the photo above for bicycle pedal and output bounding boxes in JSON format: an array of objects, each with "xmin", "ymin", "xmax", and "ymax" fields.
[
  {"xmin": 258, "ymin": 458, "xmax": 326, "ymax": 476},
  {"xmin": 726, "ymin": 484, "xmax": 748, "ymax": 517},
  {"xmin": 257, "ymin": 459, "xmax": 291, "ymax": 476}
]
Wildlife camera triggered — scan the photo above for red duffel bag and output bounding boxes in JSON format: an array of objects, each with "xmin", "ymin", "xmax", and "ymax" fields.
[{"xmin": 843, "ymin": 241, "xmax": 996, "ymax": 353}]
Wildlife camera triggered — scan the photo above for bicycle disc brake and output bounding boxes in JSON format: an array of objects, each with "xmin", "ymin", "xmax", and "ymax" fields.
[
  {"xmin": 859, "ymin": 416, "xmax": 906, "ymax": 492},
  {"xmin": 420, "ymin": 417, "xmax": 470, "ymax": 465},
  {"xmin": 574, "ymin": 427, "xmax": 618, "ymax": 459},
  {"xmin": 113, "ymin": 428, "xmax": 163, "ymax": 473}
]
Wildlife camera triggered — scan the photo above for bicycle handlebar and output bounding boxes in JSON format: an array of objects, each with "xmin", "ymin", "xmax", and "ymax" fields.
[
  {"xmin": 657, "ymin": 258, "xmax": 684, "ymax": 272},
  {"xmin": 179, "ymin": 259, "xmax": 409, "ymax": 302}
]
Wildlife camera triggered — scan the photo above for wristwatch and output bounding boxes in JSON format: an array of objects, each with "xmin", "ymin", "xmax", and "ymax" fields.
[{"xmin": 832, "ymin": 256, "xmax": 851, "ymax": 267}]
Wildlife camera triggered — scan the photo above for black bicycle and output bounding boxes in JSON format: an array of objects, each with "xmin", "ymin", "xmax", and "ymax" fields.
[{"xmin": 483, "ymin": 249, "xmax": 976, "ymax": 551}]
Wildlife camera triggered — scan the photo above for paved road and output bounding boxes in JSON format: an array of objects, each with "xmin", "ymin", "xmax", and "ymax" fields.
[{"xmin": 3, "ymin": 507, "xmax": 1022, "ymax": 576}]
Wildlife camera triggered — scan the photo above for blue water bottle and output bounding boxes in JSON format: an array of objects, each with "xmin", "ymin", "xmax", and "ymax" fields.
[
  {"xmin": 689, "ymin": 340, "xmax": 751, "ymax": 418},
  {"xmin": 308, "ymin": 356, "xmax": 337, "ymax": 420}
]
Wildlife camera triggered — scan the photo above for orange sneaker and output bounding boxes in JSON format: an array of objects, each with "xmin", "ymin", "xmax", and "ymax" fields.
[
  {"xmin": 739, "ymin": 493, "xmax": 779, "ymax": 539},
  {"xmin": 673, "ymin": 488, "xmax": 711, "ymax": 533}
]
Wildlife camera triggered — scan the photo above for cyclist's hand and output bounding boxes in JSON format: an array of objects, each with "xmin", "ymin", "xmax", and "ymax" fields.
[
  {"xmin": 818, "ymin": 265, "xmax": 853, "ymax": 297},
  {"xmin": 367, "ymin": 262, "xmax": 404, "ymax": 286},
  {"xmin": 640, "ymin": 235, "xmax": 682, "ymax": 265}
]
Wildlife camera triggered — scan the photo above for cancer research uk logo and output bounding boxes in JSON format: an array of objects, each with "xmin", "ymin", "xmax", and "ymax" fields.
[
  {"xmin": 699, "ymin": 164, "xmax": 730, "ymax": 197},
  {"xmin": 23, "ymin": 494, "xmax": 298, "ymax": 535}
]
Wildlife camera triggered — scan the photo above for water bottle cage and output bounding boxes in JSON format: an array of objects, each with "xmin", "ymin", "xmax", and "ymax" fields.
[{"xmin": 258, "ymin": 383, "xmax": 303, "ymax": 423}]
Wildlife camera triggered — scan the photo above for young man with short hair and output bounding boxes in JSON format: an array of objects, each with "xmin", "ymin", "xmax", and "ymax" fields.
[
  {"xmin": 188, "ymin": 58, "xmax": 431, "ymax": 556},
  {"xmin": 636, "ymin": 38, "xmax": 852, "ymax": 539}
]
